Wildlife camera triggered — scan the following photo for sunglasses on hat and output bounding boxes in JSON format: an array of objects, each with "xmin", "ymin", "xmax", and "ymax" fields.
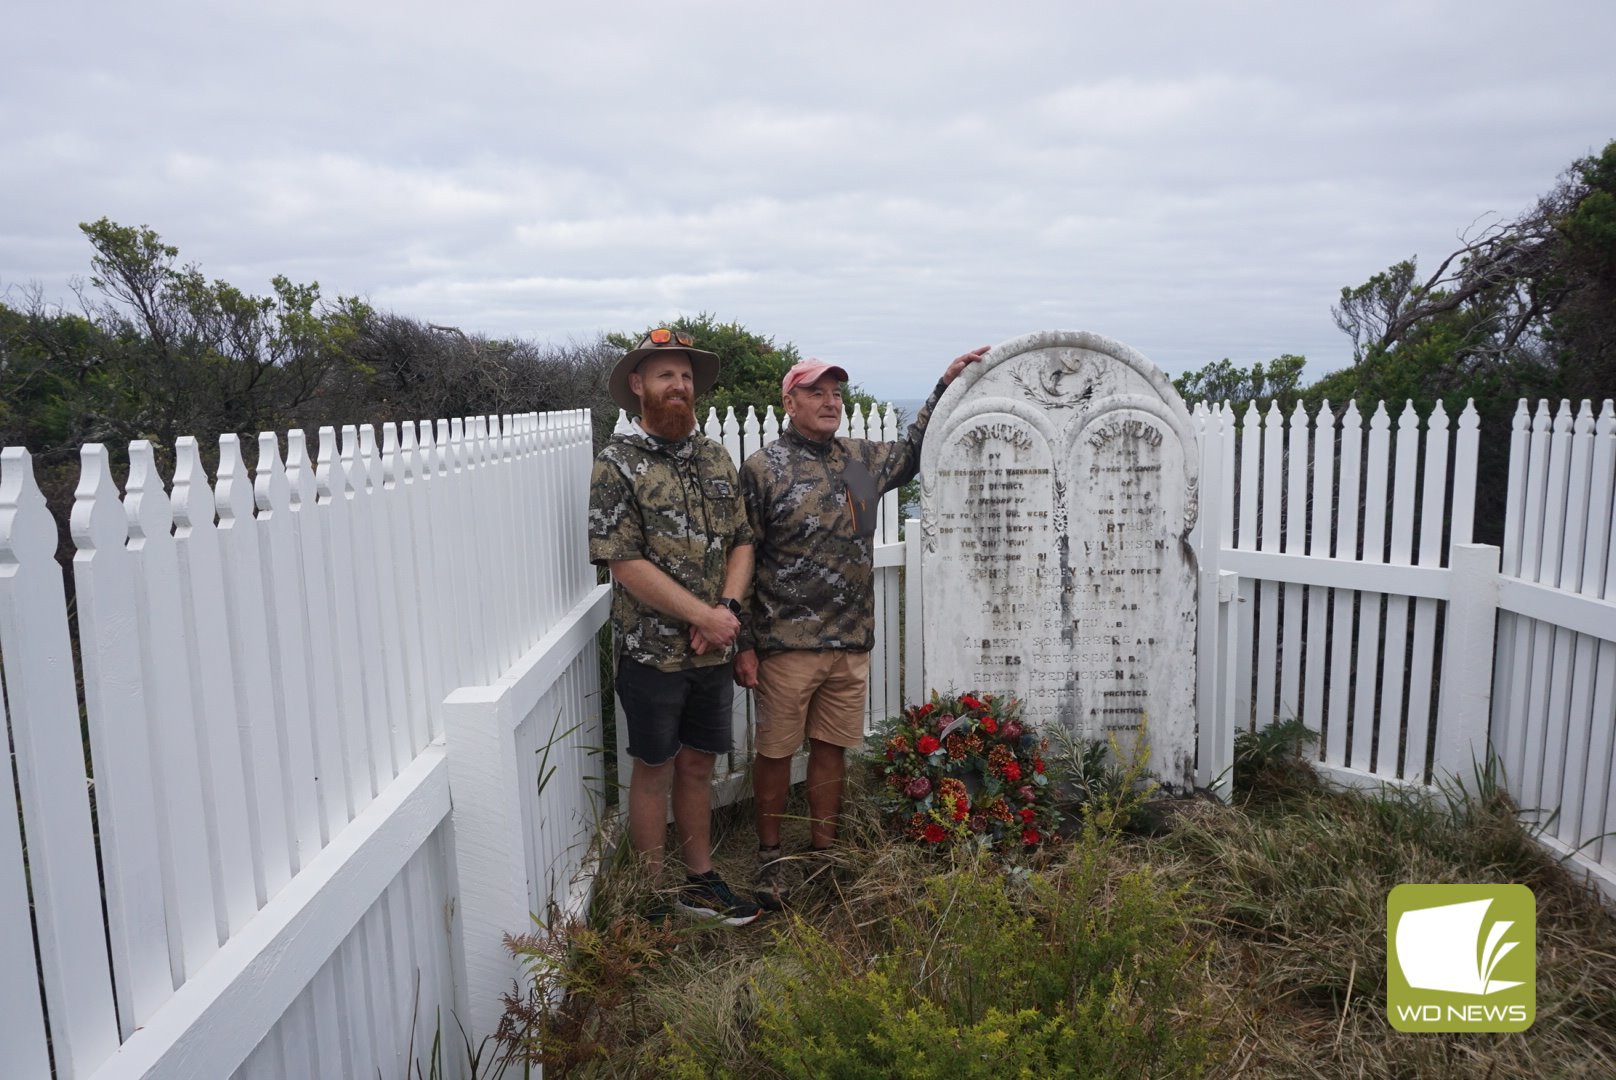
[{"xmin": 648, "ymin": 328, "xmax": 695, "ymax": 347}]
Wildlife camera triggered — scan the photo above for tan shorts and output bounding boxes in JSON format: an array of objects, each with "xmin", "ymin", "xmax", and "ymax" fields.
[{"xmin": 753, "ymin": 650, "xmax": 870, "ymax": 758}]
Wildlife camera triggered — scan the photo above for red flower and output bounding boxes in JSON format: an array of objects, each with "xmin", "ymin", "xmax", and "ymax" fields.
[
  {"xmin": 1001, "ymin": 760, "xmax": 1022, "ymax": 782},
  {"xmin": 1019, "ymin": 807, "xmax": 1036, "ymax": 824},
  {"xmin": 960, "ymin": 694, "xmax": 985, "ymax": 711},
  {"xmin": 917, "ymin": 734, "xmax": 940, "ymax": 755},
  {"xmin": 1033, "ymin": 758, "xmax": 1045, "ymax": 774},
  {"xmin": 917, "ymin": 702, "xmax": 935, "ymax": 718},
  {"xmin": 980, "ymin": 716, "xmax": 998, "ymax": 735},
  {"xmin": 1022, "ymin": 828, "xmax": 1041, "ymax": 845},
  {"xmin": 924, "ymin": 823, "xmax": 947, "ymax": 843},
  {"xmin": 953, "ymin": 797, "xmax": 969, "ymax": 822}
]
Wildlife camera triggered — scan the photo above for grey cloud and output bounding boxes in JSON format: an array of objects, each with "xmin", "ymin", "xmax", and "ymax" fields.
[{"xmin": 3, "ymin": 1, "xmax": 1613, "ymax": 398}]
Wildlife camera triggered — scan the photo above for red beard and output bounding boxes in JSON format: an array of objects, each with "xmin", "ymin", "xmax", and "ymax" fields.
[{"xmin": 641, "ymin": 390, "xmax": 696, "ymax": 438}]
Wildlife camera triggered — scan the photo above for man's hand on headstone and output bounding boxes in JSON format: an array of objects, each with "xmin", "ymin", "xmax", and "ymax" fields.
[
  {"xmin": 943, "ymin": 345, "xmax": 991, "ymax": 385},
  {"xmin": 734, "ymin": 649, "xmax": 759, "ymax": 688}
]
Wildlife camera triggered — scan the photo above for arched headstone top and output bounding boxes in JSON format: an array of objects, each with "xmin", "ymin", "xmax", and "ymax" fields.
[{"xmin": 925, "ymin": 330, "xmax": 1199, "ymax": 533}]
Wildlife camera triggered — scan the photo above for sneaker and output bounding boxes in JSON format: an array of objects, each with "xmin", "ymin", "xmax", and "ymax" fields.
[
  {"xmin": 676, "ymin": 871, "xmax": 762, "ymax": 926},
  {"xmin": 755, "ymin": 846, "xmax": 791, "ymax": 911}
]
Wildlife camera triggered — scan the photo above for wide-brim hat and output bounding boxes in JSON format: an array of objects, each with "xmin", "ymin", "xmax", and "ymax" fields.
[{"xmin": 609, "ymin": 330, "xmax": 721, "ymax": 414}]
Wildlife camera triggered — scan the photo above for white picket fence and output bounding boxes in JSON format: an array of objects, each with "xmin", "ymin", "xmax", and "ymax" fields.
[
  {"xmin": 1, "ymin": 411, "xmax": 607, "ymax": 1080},
  {"xmin": 6, "ymin": 391, "xmax": 1616, "ymax": 1080},
  {"xmin": 1189, "ymin": 396, "xmax": 1616, "ymax": 899}
]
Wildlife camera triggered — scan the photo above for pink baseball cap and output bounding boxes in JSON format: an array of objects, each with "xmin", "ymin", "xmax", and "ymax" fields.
[{"xmin": 782, "ymin": 358, "xmax": 850, "ymax": 395}]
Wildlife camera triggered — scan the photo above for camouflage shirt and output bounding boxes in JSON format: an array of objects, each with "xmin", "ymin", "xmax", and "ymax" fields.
[
  {"xmin": 740, "ymin": 381, "xmax": 946, "ymax": 655},
  {"xmin": 589, "ymin": 426, "xmax": 752, "ymax": 671}
]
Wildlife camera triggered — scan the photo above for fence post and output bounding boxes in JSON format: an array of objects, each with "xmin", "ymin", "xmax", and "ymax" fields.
[
  {"xmin": 1194, "ymin": 406, "xmax": 1226, "ymax": 795},
  {"xmin": 904, "ymin": 516, "xmax": 925, "ymax": 703},
  {"xmin": 1196, "ymin": 571, "xmax": 1241, "ymax": 799},
  {"xmin": 442, "ymin": 689, "xmax": 528, "ymax": 1043},
  {"xmin": 1434, "ymin": 543, "xmax": 1502, "ymax": 783}
]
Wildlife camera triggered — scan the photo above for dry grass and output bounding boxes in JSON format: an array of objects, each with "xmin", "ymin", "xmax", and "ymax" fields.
[
  {"xmin": 498, "ymin": 754, "xmax": 1616, "ymax": 1079},
  {"xmin": 1150, "ymin": 764, "xmax": 1616, "ymax": 1079}
]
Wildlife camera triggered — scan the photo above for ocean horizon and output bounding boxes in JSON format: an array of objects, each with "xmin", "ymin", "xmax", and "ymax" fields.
[{"xmin": 868, "ymin": 396, "xmax": 927, "ymax": 423}]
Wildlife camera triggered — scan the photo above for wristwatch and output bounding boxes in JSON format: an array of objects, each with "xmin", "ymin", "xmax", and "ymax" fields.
[{"xmin": 719, "ymin": 597, "xmax": 743, "ymax": 617}]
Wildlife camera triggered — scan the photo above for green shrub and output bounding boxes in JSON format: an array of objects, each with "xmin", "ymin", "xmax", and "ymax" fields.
[
  {"xmin": 667, "ymin": 848, "xmax": 1218, "ymax": 1078},
  {"xmin": 1232, "ymin": 717, "xmax": 1319, "ymax": 798}
]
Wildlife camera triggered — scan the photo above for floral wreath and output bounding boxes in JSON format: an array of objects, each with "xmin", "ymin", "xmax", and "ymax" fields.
[{"xmin": 873, "ymin": 691, "xmax": 1057, "ymax": 849}]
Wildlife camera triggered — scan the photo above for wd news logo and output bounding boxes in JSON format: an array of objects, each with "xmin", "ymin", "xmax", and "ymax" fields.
[{"xmin": 1387, "ymin": 884, "xmax": 1535, "ymax": 1032}]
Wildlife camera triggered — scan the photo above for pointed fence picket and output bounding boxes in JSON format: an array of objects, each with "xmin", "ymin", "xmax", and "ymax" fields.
[
  {"xmin": 71, "ymin": 445, "xmax": 171, "ymax": 1036},
  {"xmin": 1301, "ymin": 399, "xmax": 1334, "ymax": 738},
  {"xmin": 217, "ymin": 436, "xmax": 294, "ymax": 908},
  {"xmin": 1254, "ymin": 401, "xmax": 1283, "ymax": 732},
  {"xmin": 1326, "ymin": 403, "xmax": 1364, "ymax": 767},
  {"xmin": 1280, "ymin": 401, "xmax": 1307, "ymax": 722},
  {"xmin": 174, "ymin": 437, "xmax": 260, "ymax": 942}
]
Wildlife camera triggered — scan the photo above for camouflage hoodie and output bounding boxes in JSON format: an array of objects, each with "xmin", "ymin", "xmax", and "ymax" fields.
[
  {"xmin": 589, "ymin": 426, "xmax": 752, "ymax": 671},
  {"xmin": 740, "ymin": 380, "xmax": 946, "ymax": 655}
]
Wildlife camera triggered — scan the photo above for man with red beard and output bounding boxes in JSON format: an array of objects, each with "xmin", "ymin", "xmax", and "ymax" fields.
[{"xmin": 589, "ymin": 328, "xmax": 759, "ymax": 925}]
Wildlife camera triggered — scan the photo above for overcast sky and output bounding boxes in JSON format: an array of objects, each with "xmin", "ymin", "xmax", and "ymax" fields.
[{"xmin": 3, "ymin": 1, "xmax": 1612, "ymax": 399}]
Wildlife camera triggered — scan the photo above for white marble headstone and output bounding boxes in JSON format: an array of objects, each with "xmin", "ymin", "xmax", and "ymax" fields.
[{"xmin": 919, "ymin": 330, "xmax": 1200, "ymax": 787}]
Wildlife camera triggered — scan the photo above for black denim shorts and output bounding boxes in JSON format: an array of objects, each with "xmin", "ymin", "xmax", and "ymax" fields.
[{"xmin": 615, "ymin": 654, "xmax": 735, "ymax": 766}]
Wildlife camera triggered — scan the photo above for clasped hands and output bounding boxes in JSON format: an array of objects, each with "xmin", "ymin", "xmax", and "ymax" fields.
[{"xmin": 688, "ymin": 602, "xmax": 740, "ymax": 656}]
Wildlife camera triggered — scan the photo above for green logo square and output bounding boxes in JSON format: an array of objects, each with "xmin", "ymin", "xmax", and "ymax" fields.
[{"xmin": 1387, "ymin": 883, "xmax": 1535, "ymax": 1032}]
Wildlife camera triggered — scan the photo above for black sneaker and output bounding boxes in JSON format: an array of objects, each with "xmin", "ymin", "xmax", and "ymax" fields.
[{"xmin": 677, "ymin": 871, "xmax": 762, "ymax": 926}]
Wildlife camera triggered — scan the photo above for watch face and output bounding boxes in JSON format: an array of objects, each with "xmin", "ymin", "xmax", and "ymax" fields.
[{"xmin": 724, "ymin": 598, "xmax": 743, "ymax": 615}]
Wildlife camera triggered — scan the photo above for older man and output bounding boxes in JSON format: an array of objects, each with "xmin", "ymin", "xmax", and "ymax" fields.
[
  {"xmin": 737, "ymin": 345, "xmax": 988, "ymax": 908},
  {"xmin": 588, "ymin": 328, "xmax": 759, "ymax": 925}
]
